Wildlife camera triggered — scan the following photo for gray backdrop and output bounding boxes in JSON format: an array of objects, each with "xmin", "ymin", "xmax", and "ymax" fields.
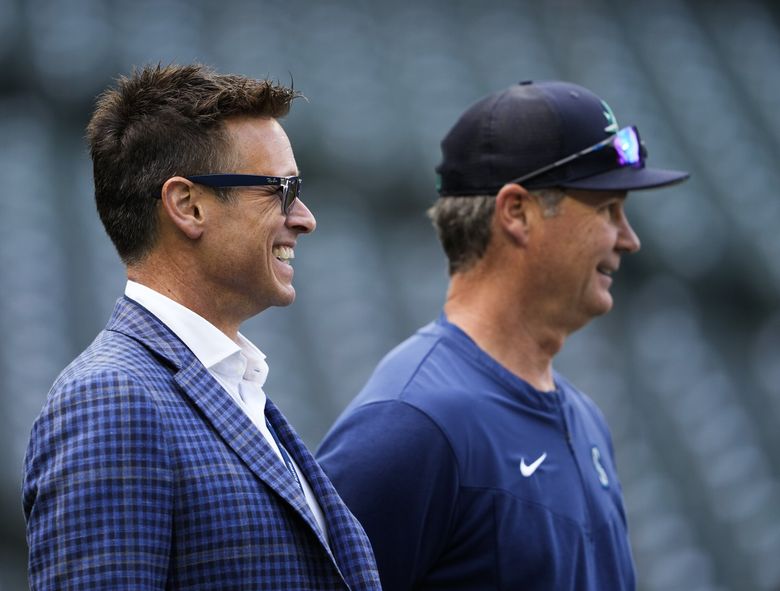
[{"xmin": 2, "ymin": 0, "xmax": 780, "ymax": 589}]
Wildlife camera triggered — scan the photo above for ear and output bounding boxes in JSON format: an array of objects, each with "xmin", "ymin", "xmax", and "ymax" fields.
[
  {"xmin": 494, "ymin": 183, "xmax": 533, "ymax": 246},
  {"xmin": 160, "ymin": 177, "xmax": 206, "ymax": 240}
]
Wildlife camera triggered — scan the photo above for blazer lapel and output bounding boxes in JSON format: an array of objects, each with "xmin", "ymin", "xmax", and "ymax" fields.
[
  {"xmin": 173, "ymin": 358, "xmax": 319, "ymax": 527},
  {"xmin": 266, "ymin": 399, "xmax": 380, "ymax": 588},
  {"xmin": 106, "ymin": 298, "xmax": 328, "ymax": 548}
]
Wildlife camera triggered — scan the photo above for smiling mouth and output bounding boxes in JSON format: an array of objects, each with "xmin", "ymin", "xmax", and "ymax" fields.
[
  {"xmin": 597, "ymin": 265, "xmax": 615, "ymax": 277},
  {"xmin": 272, "ymin": 245, "xmax": 295, "ymax": 264}
]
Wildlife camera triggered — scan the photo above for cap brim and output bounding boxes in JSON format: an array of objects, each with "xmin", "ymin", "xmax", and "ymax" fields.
[{"xmin": 559, "ymin": 166, "xmax": 690, "ymax": 191}]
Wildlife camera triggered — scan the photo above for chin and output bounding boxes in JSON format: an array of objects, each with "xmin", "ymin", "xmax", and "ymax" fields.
[
  {"xmin": 273, "ymin": 286, "xmax": 297, "ymax": 308},
  {"xmin": 252, "ymin": 285, "xmax": 296, "ymax": 313},
  {"xmin": 593, "ymin": 299, "xmax": 614, "ymax": 317},
  {"xmin": 585, "ymin": 292, "xmax": 614, "ymax": 318}
]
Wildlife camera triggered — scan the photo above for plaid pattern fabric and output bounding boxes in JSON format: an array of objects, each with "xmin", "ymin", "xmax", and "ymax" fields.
[{"xmin": 22, "ymin": 297, "xmax": 381, "ymax": 590}]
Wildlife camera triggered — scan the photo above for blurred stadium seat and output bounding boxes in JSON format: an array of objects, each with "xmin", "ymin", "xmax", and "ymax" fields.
[{"xmin": 3, "ymin": 0, "xmax": 779, "ymax": 589}]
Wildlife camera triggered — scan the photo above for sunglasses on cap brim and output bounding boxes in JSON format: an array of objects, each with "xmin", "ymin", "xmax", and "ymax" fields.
[{"xmin": 510, "ymin": 126, "xmax": 645, "ymax": 187}]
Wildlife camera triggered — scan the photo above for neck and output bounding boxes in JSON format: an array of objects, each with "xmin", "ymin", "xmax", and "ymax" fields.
[
  {"xmin": 128, "ymin": 253, "xmax": 243, "ymax": 341},
  {"xmin": 443, "ymin": 268, "xmax": 568, "ymax": 392}
]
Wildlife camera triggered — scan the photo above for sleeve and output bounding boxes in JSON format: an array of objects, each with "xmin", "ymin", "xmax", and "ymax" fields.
[
  {"xmin": 22, "ymin": 371, "xmax": 174, "ymax": 590},
  {"xmin": 316, "ymin": 400, "xmax": 459, "ymax": 591}
]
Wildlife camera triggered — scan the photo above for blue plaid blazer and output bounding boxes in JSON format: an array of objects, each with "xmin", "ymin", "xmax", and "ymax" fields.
[{"xmin": 22, "ymin": 297, "xmax": 382, "ymax": 590}]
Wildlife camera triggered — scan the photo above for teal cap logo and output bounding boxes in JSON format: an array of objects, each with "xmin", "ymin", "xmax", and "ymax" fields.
[{"xmin": 601, "ymin": 100, "xmax": 619, "ymax": 134}]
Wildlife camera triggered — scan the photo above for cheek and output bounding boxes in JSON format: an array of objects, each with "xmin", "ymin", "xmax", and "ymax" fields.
[
  {"xmin": 213, "ymin": 220, "xmax": 271, "ymax": 272},
  {"xmin": 243, "ymin": 215, "xmax": 277, "ymax": 248},
  {"xmin": 580, "ymin": 222, "xmax": 614, "ymax": 252}
]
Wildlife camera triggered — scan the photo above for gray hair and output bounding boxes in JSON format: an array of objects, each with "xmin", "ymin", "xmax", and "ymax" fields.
[
  {"xmin": 427, "ymin": 188, "xmax": 565, "ymax": 275},
  {"xmin": 533, "ymin": 188, "xmax": 565, "ymax": 217},
  {"xmin": 427, "ymin": 195, "xmax": 495, "ymax": 275}
]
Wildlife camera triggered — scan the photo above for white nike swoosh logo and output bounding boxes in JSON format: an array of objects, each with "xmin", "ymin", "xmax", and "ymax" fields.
[{"xmin": 520, "ymin": 452, "xmax": 547, "ymax": 477}]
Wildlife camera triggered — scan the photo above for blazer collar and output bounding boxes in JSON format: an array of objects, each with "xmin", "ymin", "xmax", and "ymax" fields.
[{"xmin": 104, "ymin": 297, "xmax": 340, "ymax": 565}]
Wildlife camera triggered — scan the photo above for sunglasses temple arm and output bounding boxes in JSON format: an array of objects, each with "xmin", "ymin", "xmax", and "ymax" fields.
[{"xmin": 511, "ymin": 138, "xmax": 610, "ymax": 185}]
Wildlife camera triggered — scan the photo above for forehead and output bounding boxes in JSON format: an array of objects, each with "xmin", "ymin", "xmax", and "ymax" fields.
[{"xmin": 223, "ymin": 116, "xmax": 298, "ymax": 176}]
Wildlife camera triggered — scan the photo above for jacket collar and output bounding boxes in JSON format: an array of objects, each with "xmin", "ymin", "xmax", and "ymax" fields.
[{"xmin": 105, "ymin": 297, "xmax": 342, "ymax": 567}]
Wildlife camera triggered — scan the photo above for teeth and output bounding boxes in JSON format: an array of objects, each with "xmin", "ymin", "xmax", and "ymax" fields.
[{"xmin": 272, "ymin": 246, "xmax": 295, "ymax": 262}]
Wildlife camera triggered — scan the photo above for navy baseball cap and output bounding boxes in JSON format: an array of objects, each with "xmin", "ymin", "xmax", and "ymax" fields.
[{"xmin": 435, "ymin": 80, "xmax": 689, "ymax": 195}]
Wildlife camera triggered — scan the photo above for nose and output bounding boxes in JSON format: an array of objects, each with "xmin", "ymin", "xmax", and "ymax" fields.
[
  {"xmin": 285, "ymin": 197, "xmax": 316, "ymax": 234},
  {"xmin": 617, "ymin": 211, "xmax": 641, "ymax": 254}
]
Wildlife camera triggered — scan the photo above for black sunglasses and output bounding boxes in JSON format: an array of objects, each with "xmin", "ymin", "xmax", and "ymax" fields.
[
  {"xmin": 510, "ymin": 126, "xmax": 646, "ymax": 186},
  {"xmin": 186, "ymin": 174, "xmax": 302, "ymax": 215}
]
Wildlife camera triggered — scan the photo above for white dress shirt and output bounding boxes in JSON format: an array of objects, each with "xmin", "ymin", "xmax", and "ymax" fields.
[{"xmin": 125, "ymin": 281, "xmax": 328, "ymax": 540}]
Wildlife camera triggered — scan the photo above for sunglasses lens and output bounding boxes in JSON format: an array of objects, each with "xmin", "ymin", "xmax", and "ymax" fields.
[
  {"xmin": 281, "ymin": 177, "xmax": 301, "ymax": 214},
  {"xmin": 613, "ymin": 127, "xmax": 641, "ymax": 166}
]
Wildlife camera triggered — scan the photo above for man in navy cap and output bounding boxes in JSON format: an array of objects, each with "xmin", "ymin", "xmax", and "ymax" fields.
[{"xmin": 317, "ymin": 80, "xmax": 689, "ymax": 590}]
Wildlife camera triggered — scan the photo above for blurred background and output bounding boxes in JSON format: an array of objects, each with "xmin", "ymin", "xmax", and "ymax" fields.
[{"xmin": 2, "ymin": 0, "xmax": 780, "ymax": 589}]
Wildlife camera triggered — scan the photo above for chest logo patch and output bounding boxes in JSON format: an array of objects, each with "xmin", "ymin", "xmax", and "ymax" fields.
[
  {"xmin": 520, "ymin": 452, "xmax": 547, "ymax": 477},
  {"xmin": 591, "ymin": 446, "xmax": 610, "ymax": 487}
]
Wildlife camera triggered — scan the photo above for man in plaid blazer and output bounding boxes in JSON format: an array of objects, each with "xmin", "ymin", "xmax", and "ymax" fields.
[{"xmin": 22, "ymin": 64, "xmax": 381, "ymax": 590}]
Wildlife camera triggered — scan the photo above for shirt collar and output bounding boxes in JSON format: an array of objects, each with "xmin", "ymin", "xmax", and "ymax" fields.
[{"xmin": 125, "ymin": 280, "xmax": 268, "ymax": 386}]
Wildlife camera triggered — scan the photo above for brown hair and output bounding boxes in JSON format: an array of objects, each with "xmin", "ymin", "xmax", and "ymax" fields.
[{"xmin": 86, "ymin": 63, "xmax": 300, "ymax": 264}]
